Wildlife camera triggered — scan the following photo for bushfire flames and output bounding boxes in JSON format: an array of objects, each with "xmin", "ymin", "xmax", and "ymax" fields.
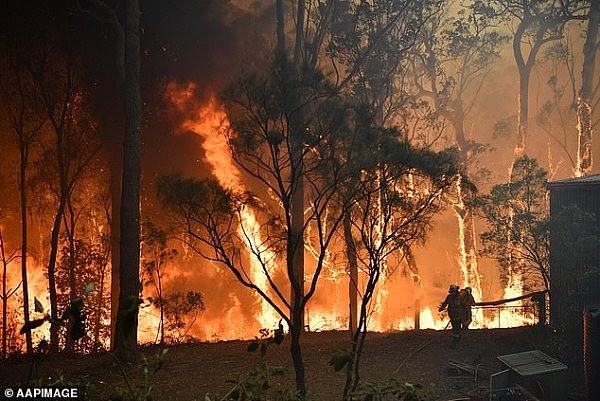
[
  {"xmin": 159, "ymin": 82, "xmax": 537, "ymax": 339},
  {"xmin": 1, "ymin": 84, "xmax": 537, "ymax": 353}
]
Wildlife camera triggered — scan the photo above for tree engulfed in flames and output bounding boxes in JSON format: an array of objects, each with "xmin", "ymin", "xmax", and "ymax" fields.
[
  {"xmin": 1, "ymin": 83, "xmax": 537, "ymax": 353},
  {"xmin": 156, "ymin": 82, "xmax": 536, "ymax": 341}
]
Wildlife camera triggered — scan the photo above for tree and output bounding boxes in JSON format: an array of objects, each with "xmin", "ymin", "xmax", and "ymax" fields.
[
  {"xmin": 324, "ymin": 0, "xmax": 443, "ymax": 332},
  {"xmin": 410, "ymin": 0, "xmax": 507, "ymax": 299},
  {"xmin": 0, "ymin": 38, "xmax": 46, "ymax": 355},
  {"xmin": 141, "ymin": 221, "xmax": 177, "ymax": 344},
  {"xmin": 159, "ymin": 62, "xmax": 363, "ymax": 393},
  {"xmin": 0, "ymin": 220, "xmax": 20, "ymax": 359},
  {"xmin": 151, "ymin": 290, "xmax": 204, "ymax": 343},
  {"xmin": 159, "ymin": 0, "xmax": 446, "ymax": 393},
  {"xmin": 338, "ymin": 128, "xmax": 459, "ymax": 398},
  {"xmin": 489, "ymin": 0, "xmax": 587, "ymax": 158},
  {"xmin": 28, "ymin": 47, "xmax": 103, "ymax": 352},
  {"xmin": 534, "ymin": 41, "xmax": 578, "ymax": 175},
  {"xmin": 61, "ymin": 179, "xmax": 110, "ymax": 352},
  {"xmin": 55, "ymin": 235, "xmax": 108, "ymax": 352},
  {"xmin": 78, "ymin": 0, "xmax": 143, "ymax": 362},
  {"xmin": 477, "ymin": 156, "xmax": 550, "ymax": 291},
  {"xmin": 113, "ymin": 0, "xmax": 143, "ymax": 363},
  {"xmin": 575, "ymin": 0, "xmax": 600, "ymax": 176}
]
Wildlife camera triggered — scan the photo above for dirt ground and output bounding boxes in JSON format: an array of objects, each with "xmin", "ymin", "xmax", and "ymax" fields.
[{"xmin": 0, "ymin": 327, "xmax": 585, "ymax": 401}]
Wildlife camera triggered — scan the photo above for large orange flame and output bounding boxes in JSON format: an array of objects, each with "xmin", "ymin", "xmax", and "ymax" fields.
[{"xmin": 157, "ymin": 82, "xmax": 535, "ymax": 342}]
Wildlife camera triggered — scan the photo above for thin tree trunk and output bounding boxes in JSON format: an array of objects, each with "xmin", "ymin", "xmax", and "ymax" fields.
[
  {"xmin": 114, "ymin": 0, "xmax": 142, "ymax": 363},
  {"xmin": 275, "ymin": 0, "xmax": 286, "ymax": 57},
  {"xmin": 1, "ymin": 229, "xmax": 8, "ymax": 359},
  {"xmin": 576, "ymin": 0, "xmax": 599, "ymax": 176},
  {"xmin": 289, "ymin": 0, "xmax": 306, "ymax": 333},
  {"xmin": 94, "ymin": 265, "xmax": 106, "ymax": 352},
  {"xmin": 157, "ymin": 270, "xmax": 164, "ymax": 344},
  {"xmin": 294, "ymin": 0, "xmax": 305, "ymax": 63},
  {"xmin": 19, "ymin": 147, "xmax": 32, "ymax": 354},
  {"xmin": 109, "ymin": 142, "xmax": 121, "ymax": 348},
  {"xmin": 290, "ymin": 314, "xmax": 306, "ymax": 395},
  {"xmin": 343, "ymin": 214, "xmax": 358, "ymax": 333},
  {"xmin": 275, "ymin": 1, "xmax": 307, "ymax": 393},
  {"xmin": 343, "ymin": 269, "xmax": 380, "ymax": 399},
  {"xmin": 47, "ymin": 197, "xmax": 66, "ymax": 353},
  {"xmin": 63, "ymin": 201, "xmax": 77, "ymax": 352}
]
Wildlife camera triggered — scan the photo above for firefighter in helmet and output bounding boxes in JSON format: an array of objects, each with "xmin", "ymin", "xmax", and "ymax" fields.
[
  {"xmin": 439, "ymin": 284, "xmax": 462, "ymax": 337},
  {"xmin": 459, "ymin": 286, "xmax": 476, "ymax": 329}
]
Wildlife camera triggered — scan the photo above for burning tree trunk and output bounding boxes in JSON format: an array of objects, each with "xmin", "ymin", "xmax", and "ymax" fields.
[
  {"xmin": 409, "ymin": 2, "xmax": 507, "ymax": 305},
  {"xmin": 576, "ymin": 0, "xmax": 599, "ymax": 177},
  {"xmin": 512, "ymin": 22, "xmax": 536, "ymax": 158}
]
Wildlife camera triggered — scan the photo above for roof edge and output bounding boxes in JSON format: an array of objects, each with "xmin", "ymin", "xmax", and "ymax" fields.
[{"xmin": 547, "ymin": 174, "xmax": 600, "ymax": 188}]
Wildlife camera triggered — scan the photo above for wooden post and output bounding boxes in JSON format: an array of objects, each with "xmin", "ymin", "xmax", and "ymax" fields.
[{"xmin": 414, "ymin": 299, "xmax": 420, "ymax": 330}]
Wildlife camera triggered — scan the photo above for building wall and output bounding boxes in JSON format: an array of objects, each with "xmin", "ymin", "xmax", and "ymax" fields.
[{"xmin": 549, "ymin": 184, "xmax": 600, "ymax": 334}]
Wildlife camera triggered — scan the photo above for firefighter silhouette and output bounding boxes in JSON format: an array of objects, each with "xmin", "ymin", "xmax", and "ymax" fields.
[
  {"xmin": 439, "ymin": 284, "xmax": 462, "ymax": 337},
  {"xmin": 459, "ymin": 287, "xmax": 476, "ymax": 329}
]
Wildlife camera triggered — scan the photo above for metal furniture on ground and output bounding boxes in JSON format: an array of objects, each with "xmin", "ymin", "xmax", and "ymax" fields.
[{"xmin": 489, "ymin": 350, "xmax": 567, "ymax": 401}]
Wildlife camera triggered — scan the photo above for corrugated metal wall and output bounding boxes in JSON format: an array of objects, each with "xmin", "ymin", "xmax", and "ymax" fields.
[{"xmin": 549, "ymin": 184, "xmax": 600, "ymax": 331}]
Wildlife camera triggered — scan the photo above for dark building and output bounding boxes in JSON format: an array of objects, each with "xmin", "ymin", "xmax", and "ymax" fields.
[
  {"xmin": 547, "ymin": 174, "xmax": 600, "ymax": 333},
  {"xmin": 548, "ymin": 175, "xmax": 600, "ymax": 400}
]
